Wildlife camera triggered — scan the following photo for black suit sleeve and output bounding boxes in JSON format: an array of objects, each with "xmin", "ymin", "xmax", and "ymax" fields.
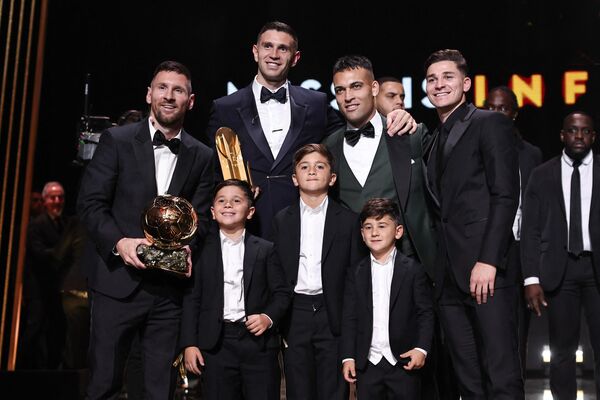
[
  {"xmin": 188, "ymin": 147, "xmax": 216, "ymax": 243},
  {"xmin": 180, "ymin": 252, "xmax": 203, "ymax": 349},
  {"xmin": 478, "ymin": 113, "xmax": 519, "ymax": 268},
  {"xmin": 341, "ymin": 266, "xmax": 358, "ymax": 361},
  {"xmin": 520, "ymin": 168, "xmax": 543, "ymax": 280},
  {"xmin": 77, "ymin": 130, "xmax": 125, "ymax": 263},
  {"xmin": 262, "ymin": 243, "xmax": 292, "ymax": 326},
  {"xmin": 412, "ymin": 267, "xmax": 435, "ymax": 352}
]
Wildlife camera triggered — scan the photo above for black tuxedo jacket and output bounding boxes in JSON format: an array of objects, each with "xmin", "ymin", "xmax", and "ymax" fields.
[
  {"xmin": 271, "ymin": 198, "xmax": 363, "ymax": 337},
  {"xmin": 521, "ymin": 154, "xmax": 600, "ymax": 292},
  {"xmin": 425, "ymin": 104, "xmax": 519, "ymax": 293},
  {"xmin": 517, "ymin": 137, "xmax": 543, "ymax": 191},
  {"xmin": 324, "ymin": 116, "xmax": 437, "ymax": 277},
  {"xmin": 77, "ymin": 119, "xmax": 214, "ymax": 299},
  {"xmin": 341, "ymin": 252, "xmax": 434, "ymax": 371},
  {"xmin": 206, "ymin": 84, "xmax": 344, "ymax": 236},
  {"xmin": 179, "ymin": 230, "xmax": 291, "ymax": 350}
]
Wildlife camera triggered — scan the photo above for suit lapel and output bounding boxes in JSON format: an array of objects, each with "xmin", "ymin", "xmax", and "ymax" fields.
[
  {"xmin": 237, "ymin": 86, "xmax": 274, "ymax": 164},
  {"xmin": 287, "ymin": 204, "xmax": 302, "ymax": 282},
  {"xmin": 424, "ymin": 129, "xmax": 441, "ymax": 208},
  {"xmin": 205, "ymin": 234, "xmax": 225, "ymax": 311},
  {"xmin": 167, "ymin": 130, "xmax": 193, "ymax": 195},
  {"xmin": 133, "ymin": 120, "xmax": 158, "ymax": 198},
  {"xmin": 389, "ymin": 254, "xmax": 408, "ymax": 310},
  {"xmin": 321, "ymin": 200, "xmax": 338, "ymax": 265},
  {"xmin": 243, "ymin": 234, "xmax": 259, "ymax": 296},
  {"xmin": 273, "ymin": 86, "xmax": 306, "ymax": 172},
  {"xmin": 554, "ymin": 157, "xmax": 566, "ymax": 218},
  {"xmin": 441, "ymin": 105, "xmax": 475, "ymax": 172},
  {"xmin": 589, "ymin": 155, "xmax": 600, "ymax": 221},
  {"xmin": 356, "ymin": 259, "xmax": 373, "ymax": 319},
  {"xmin": 385, "ymin": 129, "xmax": 411, "ymax": 212}
]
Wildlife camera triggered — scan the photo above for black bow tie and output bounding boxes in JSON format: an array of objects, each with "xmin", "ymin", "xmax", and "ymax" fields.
[
  {"xmin": 152, "ymin": 130, "xmax": 180, "ymax": 154},
  {"xmin": 344, "ymin": 122, "xmax": 375, "ymax": 147},
  {"xmin": 260, "ymin": 86, "xmax": 287, "ymax": 103}
]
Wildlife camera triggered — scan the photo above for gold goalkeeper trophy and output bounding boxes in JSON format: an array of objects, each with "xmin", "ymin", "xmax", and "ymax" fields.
[{"xmin": 215, "ymin": 127, "xmax": 253, "ymax": 185}]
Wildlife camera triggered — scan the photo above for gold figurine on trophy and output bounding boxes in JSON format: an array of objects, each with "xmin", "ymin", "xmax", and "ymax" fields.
[{"xmin": 215, "ymin": 127, "xmax": 253, "ymax": 186}]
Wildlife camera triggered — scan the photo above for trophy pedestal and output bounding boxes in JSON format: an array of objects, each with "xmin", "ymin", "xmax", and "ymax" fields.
[{"xmin": 137, "ymin": 245, "xmax": 188, "ymax": 276}]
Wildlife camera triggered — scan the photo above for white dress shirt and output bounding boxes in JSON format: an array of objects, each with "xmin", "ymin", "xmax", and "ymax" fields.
[
  {"xmin": 252, "ymin": 77, "xmax": 291, "ymax": 160},
  {"xmin": 221, "ymin": 230, "xmax": 246, "ymax": 322},
  {"xmin": 149, "ymin": 119, "xmax": 180, "ymax": 195},
  {"xmin": 343, "ymin": 113, "xmax": 383, "ymax": 187},
  {"xmin": 524, "ymin": 150, "xmax": 594, "ymax": 286},
  {"xmin": 295, "ymin": 197, "xmax": 328, "ymax": 295}
]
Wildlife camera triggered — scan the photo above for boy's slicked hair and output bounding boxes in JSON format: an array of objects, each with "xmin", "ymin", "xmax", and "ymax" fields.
[
  {"xmin": 423, "ymin": 49, "xmax": 469, "ymax": 77},
  {"xmin": 360, "ymin": 198, "xmax": 401, "ymax": 225},
  {"xmin": 293, "ymin": 143, "xmax": 336, "ymax": 171},
  {"xmin": 213, "ymin": 179, "xmax": 255, "ymax": 207}
]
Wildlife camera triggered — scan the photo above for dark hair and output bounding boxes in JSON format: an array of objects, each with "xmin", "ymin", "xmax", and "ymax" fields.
[
  {"xmin": 117, "ymin": 109, "xmax": 144, "ymax": 126},
  {"xmin": 213, "ymin": 179, "xmax": 255, "ymax": 207},
  {"xmin": 360, "ymin": 198, "xmax": 401, "ymax": 225},
  {"xmin": 377, "ymin": 76, "xmax": 402, "ymax": 85},
  {"xmin": 562, "ymin": 111, "xmax": 595, "ymax": 130},
  {"xmin": 333, "ymin": 55, "xmax": 374, "ymax": 79},
  {"xmin": 151, "ymin": 61, "xmax": 192, "ymax": 90},
  {"xmin": 484, "ymin": 86, "xmax": 519, "ymax": 111},
  {"xmin": 257, "ymin": 21, "xmax": 298, "ymax": 51},
  {"xmin": 423, "ymin": 49, "xmax": 469, "ymax": 77},
  {"xmin": 293, "ymin": 143, "xmax": 336, "ymax": 171}
]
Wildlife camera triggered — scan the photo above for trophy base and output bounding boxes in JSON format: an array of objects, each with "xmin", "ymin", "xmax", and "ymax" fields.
[{"xmin": 136, "ymin": 245, "xmax": 188, "ymax": 276}]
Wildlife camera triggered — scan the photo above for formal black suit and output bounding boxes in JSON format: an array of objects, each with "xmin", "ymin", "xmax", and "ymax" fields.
[
  {"xmin": 207, "ymin": 84, "xmax": 343, "ymax": 237},
  {"xmin": 425, "ymin": 103, "xmax": 523, "ymax": 399},
  {"xmin": 341, "ymin": 251, "xmax": 434, "ymax": 397},
  {"xmin": 271, "ymin": 198, "xmax": 362, "ymax": 400},
  {"xmin": 77, "ymin": 119, "xmax": 214, "ymax": 400},
  {"xmin": 180, "ymin": 230, "xmax": 291, "ymax": 400},
  {"xmin": 510, "ymin": 136, "xmax": 543, "ymax": 377},
  {"xmin": 323, "ymin": 116, "xmax": 437, "ymax": 277},
  {"xmin": 521, "ymin": 152, "xmax": 600, "ymax": 399}
]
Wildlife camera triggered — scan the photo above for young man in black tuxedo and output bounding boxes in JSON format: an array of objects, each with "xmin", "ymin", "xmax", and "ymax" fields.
[
  {"xmin": 483, "ymin": 86, "xmax": 543, "ymax": 377},
  {"xmin": 272, "ymin": 144, "xmax": 362, "ymax": 399},
  {"xmin": 521, "ymin": 111, "xmax": 600, "ymax": 400},
  {"xmin": 77, "ymin": 61, "xmax": 214, "ymax": 400},
  {"xmin": 341, "ymin": 198, "xmax": 434, "ymax": 399},
  {"xmin": 180, "ymin": 179, "xmax": 291, "ymax": 400},
  {"xmin": 424, "ymin": 49, "xmax": 523, "ymax": 399}
]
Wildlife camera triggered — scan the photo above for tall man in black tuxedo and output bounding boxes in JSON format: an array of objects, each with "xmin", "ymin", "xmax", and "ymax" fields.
[
  {"xmin": 424, "ymin": 49, "xmax": 523, "ymax": 399},
  {"xmin": 206, "ymin": 21, "xmax": 415, "ymax": 237},
  {"xmin": 483, "ymin": 86, "xmax": 543, "ymax": 376},
  {"xmin": 323, "ymin": 56, "xmax": 436, "ymax": 276},
  {"xmin": 77, "ymin": 61, "xmax": 214, "ymax": 400},
  {"xmin": 521, "ymin": 112, "xmax": 600, "ymax": 400}
]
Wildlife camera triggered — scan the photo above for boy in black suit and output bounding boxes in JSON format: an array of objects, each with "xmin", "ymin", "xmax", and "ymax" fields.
[
  {"xmin": 180, "ymin": 179, "xmax": 291, "ymax": 400},
  {"xmin": 272, "ymin": 144, "xmax": 362, "ymax": 399},
  {"xmin": 342, "ymin": 198, "xmax": 434, "ymax": 399}
]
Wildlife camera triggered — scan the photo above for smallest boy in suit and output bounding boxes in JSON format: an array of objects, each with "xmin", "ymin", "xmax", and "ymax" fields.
[
  {"xmin": 342, "ymin": 198, "xmax": 434, "ymax": 399},
  {"xmin": 180, "ymin": 179, "xmax": 291, "ymax": 400}
]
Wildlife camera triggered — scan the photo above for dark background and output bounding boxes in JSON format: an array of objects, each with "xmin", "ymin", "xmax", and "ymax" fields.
[{"xmin": 35, "ymin": 1, "xmax": 600, "ymax": 213}]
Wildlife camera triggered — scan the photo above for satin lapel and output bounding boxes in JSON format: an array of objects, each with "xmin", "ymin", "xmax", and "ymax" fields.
[
  {"xmin": 206, "ymin": 234, "xmax": 225, "ymax": 311},
  {"xmin": 385, "ymin": 131, "xmax": 411, "ymax": 212},
  {"xmin": 321, "ymin": 201, "xmax": 338, "ymax": 266},
  {"xmin": 243, "ymin": 234, "xmax": 259, "ymax": 295},
  {"xmin": 357, "ymin": 259, "xmax": 373, "ymax": 319},
  {"xmin": 133, "ymin": 120, "xmax": 158, "ymax": 197},
  {"xmin": 441, "ymin": 109, "xmax": 474, "ymax": 172},
  {"xmin": 389, "ymin": 256, "xmax": 408, "ymax": 310},
  {"xmin": 237, "ymin": 87, "xmax": 274, "ymax": 163},
  {"xmin": 554, "ymin": 157, "xmax": 566, "ymax": 218},
  {"xmin": 273, "ymin": 86, "xmax": 306, "ymax": 172},
  {"xmin": 287, "ymin": 204, "xmax": 302, "ymax": 283},
  {"xmin": 167, "ymin": 130, "xmax": 193, "ymax": 195},
  {"xmin": 424, "ymin": 129, "xmax": 441, "ymax": 208}
]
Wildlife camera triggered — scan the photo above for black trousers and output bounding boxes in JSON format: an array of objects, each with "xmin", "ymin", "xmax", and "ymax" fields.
[
  {"xmin": 201, "ymin": 322, "xmax": 280, "ymax": 400},
  {"xmin": 86, "ymin": 282, "xmax": 181, "ymax": 400},
  {"xmin": 357, "ymin": 358, "xmax": 421, "ymax": 400},
  {"xmin": 438, "ymin": 278, "xmax": 524, "ymax": 400},
  {"xmin": 547, "ymin": 253, "xmax": 600, "ymax": 400},
  {"xmin": 283, "ymin": 294, "xmax": 347, "ymax": 400}
]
